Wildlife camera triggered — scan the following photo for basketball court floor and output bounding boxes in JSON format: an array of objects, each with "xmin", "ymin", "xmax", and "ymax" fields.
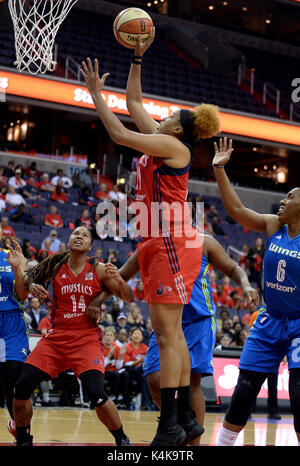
[{"xmin": 0, "ymin": 408, "xmax": 298, "ymax": 446}]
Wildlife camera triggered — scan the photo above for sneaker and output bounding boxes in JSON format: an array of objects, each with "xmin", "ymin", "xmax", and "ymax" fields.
[
  {"xmin": 7, "ymin": 419, "xmax": 17, "ymax": 439},
  {"xmin": 16, "ymin": 435, "xmax": 33, "ymax": 447},
  {"xmin": 150, "ymin": 424, "xmax": 186, "ymax": 446},
  {"xmin": 117, "ymin": 435, "xmax": 132, "ymax": 446},
  {"xmin": 180, "ymin": 417, "xmax": 204, "ymax": 444}
]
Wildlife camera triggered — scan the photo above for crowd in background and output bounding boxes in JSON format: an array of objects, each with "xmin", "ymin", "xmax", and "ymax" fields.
[{"xmin": 0, "ymin": 158, "xmax": 264, "ymax": 409}]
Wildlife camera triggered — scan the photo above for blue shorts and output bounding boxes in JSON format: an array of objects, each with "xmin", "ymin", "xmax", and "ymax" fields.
[
  {"xmin": 240, "ymin": 307, "xmax": 300, "ymax": 373},
  {"xmin": 0, "ymin": 311, "xmax": 29, "ymax": 363},
  {"xmin": 143, "ymin": 316, "xmax": 216, "ymax": 376}
]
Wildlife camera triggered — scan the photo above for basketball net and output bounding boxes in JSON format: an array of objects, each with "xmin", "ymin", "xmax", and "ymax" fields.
[{"xmin": 8, "ymin": 0, "xmax": 78, "ymax": 74}]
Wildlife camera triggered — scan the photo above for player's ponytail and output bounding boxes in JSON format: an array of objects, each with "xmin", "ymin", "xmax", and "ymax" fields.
[
  {"xmin": 180, "ymin": 104, "xmax": 220, "ymax": 145},
  {"xmin": 25, "ymin": 250, "xmax": 70, "ymax": 290}
]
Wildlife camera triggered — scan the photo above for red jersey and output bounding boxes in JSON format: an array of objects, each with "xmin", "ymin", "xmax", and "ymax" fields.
[
  {"xmin": 135, "ymin": 151, "xmax": 192, "ymax": 241},
  {"xmin": 123, "ymin": 342, "xmax": 148, "ymax": 367},
  {"xmin": 50, "ymin": 258, "xmax": 102, "ymax": 332}
]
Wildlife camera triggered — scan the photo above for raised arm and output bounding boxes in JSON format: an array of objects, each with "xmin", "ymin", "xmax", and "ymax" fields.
[
  {"xmin": 126, "ymin": 28, "xmax": 159, "ymax": 134},
  {"xmin": 80, "ymin": 58, "xmax": 190, "ymax": 165},
  {"xmin": 96, "ymin": 262, "xmax": 134, "ymax": 304},
  {"xmin": 212, "ymin": 137, "xmax": 280, "ymax": 236}
]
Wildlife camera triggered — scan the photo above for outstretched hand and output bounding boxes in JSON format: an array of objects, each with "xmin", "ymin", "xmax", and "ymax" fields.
[
  {"xmin": 80, "ymin": 58, "xmax": 110, "ymax": 96},
  {"xmin": 213, "ymin": 137, "xmax": 234, "ymax": 167},
  {"xmin": 6, "ymin": 240, "xmax": 23, "ymax": 269},
  {"xmin": 134, "ymin": 26, "xmax": 155, "ymax": 57}
]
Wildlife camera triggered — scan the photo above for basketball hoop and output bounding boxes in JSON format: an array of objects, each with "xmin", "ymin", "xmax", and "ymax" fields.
[{"xmin": 8, "ymin": 0, "xmax": 78, "ymax": 74}]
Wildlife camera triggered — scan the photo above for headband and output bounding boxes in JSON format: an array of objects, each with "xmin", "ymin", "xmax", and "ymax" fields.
[{"xmin": 180, "ymin": 109, "xmax": 195, "ymax": 144}]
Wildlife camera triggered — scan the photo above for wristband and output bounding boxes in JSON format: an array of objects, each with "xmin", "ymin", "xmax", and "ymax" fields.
[
  {"xmin": 131, "ymin": 55, "xmax": 142, "ymax": 64},
  {"xmin": 212, "ymin": 163, "xmax": 225, "ymax": 168}
]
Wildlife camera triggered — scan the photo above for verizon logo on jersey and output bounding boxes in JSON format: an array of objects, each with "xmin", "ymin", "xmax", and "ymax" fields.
[{"xmin": 61, "ymin": 283, "xmax": 93, "ymax": 296}]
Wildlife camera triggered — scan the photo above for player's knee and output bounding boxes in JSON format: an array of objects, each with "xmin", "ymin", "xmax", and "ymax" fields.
[
  {"xmin": 225, "ymin": 369, "xmax": 266, "ymax": 426},
  {"xmin": 289, "ymin": 369, "xmax": 300, "ymax": 433},
  {"xmin": 146, "ymin": 372, "xmax": 160, "ymax": 408},
  {"xmin": 81, "ymin": 370, "xmax": 108, "ymax": 407},
  {"xmin": 14, "ymin": 373, "xmax": 36, "ymax": 400}
]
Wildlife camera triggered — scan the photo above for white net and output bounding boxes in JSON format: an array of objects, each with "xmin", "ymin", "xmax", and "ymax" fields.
[{"xmin": 8, "ymin": 0, "xmax": 78, "ymax": 74}]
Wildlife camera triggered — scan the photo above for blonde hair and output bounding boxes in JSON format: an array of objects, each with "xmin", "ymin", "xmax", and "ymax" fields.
[{"xmin": 192, "ymin": 104, "xmax": 220, "ymax": 141}]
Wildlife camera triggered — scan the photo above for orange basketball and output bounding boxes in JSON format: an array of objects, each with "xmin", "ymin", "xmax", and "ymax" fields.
[{"xmin": 113, "ymin": 8, "xmax": 153, "ymax": 49}]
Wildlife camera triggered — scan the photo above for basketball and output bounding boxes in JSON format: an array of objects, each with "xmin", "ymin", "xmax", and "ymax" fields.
[{"xmin": 113, "ymin": 8, "xmax": 153, "ymax": 49}]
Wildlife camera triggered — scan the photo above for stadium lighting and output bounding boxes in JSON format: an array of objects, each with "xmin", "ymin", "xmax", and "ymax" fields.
[{"xmin": 208, "ymin": 5, "xmax": 214, "ymax": 10}]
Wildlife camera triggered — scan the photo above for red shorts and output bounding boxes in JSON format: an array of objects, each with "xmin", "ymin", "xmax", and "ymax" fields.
[
  {"xmin": 25, "ymin": 328, "xmax": 104, "ymax": 378},
  {"xmin": 137, "ymin": 227, "xmax": 203, "ymax": 304}
]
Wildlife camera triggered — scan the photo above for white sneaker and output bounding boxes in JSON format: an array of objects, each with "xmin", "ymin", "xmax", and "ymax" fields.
[{"xmin": 7, "ymin": 419, "xmax": 17, "ymax": 439}]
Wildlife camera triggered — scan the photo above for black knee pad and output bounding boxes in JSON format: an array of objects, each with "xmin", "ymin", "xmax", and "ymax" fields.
[
  {"xmin": 14, "ymin": 364, "xmax": 47, "ymax": 400},
  {"xmin": 225, "ymin": 369, "xmax": 267, "ymax": 426},
  {"xmin": 289, "ymin": 369, "xmax": 300, "ymax": 433},
  {"xmin": 80, "ymin": 370, "xmax": 108, "ymax": 407}
]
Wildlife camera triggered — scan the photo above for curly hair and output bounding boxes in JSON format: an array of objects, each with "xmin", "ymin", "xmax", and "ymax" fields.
[
  {"xmin": 24, "ymin": 250, "xmax": 70, "ymax": 290},
  {"xmin": 192, "ymin": 103, "xmax": 220, "ymax": 141}
]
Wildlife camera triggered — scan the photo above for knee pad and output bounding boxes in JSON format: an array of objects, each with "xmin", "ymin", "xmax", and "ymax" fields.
[
  {"xmin": 225, "ymin": 369, "xmax": 266, "ymax": 426},
  {"xmin": 289, "ymin": 369, "xmax": 300, "ymax": 433},
  {"xmin": 14, "ymin": 364, "xmax": 46, "ymax": 400},
  {"xmin": 80, "ymin": 370, "xmax": 108, "ymax": 407}
]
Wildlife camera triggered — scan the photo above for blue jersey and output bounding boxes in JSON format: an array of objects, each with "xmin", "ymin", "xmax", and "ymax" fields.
[
  {"xmin": 263, "ymin": 225, "xmax": 300, "ymax": 318},
  {"xmin": 0, "ymin": 249, "xmax": 23, "ymax": 312},
  {"xmin": 182, "ymin": 253, "xmax": 216, "ymax": 324}
]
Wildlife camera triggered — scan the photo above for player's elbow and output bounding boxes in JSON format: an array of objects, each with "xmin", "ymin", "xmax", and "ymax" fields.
[{"xmin": 110, "ymin": 127, "xmax": 129, "ymax": 145}]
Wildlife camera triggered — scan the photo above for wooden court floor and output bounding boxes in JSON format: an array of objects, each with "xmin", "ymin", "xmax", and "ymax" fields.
[{"xmin": 0, "ymin": 408, "xmax": 298, "ymax": 446}]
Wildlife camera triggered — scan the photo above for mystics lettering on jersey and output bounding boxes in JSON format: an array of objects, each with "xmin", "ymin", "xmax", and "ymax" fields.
[
  {"xmin": 263, "ymin": 225, "xmax": 300, "ymax": 317},
  {"xmin": 50, "ymin": 258, "xmax": 102, "ymax": 331}
]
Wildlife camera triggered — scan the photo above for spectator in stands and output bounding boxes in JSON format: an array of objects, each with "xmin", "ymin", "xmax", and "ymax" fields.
[
  {"xmin": 8, "ymin": 168, "xmax": 26, "ymax": 190},
  {"xmin": 38, "ymin": 239, "xmax": 54, "ymax": 259},
  {"xmin": 44, "ymin": 205, "xmax": 64, "ymax": 229},
  {"xmin": 213, "ymin": 283, "xmax": 228, "ymax": 308},
  {"xmin": 108, "ymin": 184, "xmax": 126, "ymax": 203},
  {"xmin": 206, "ymin": 204, "xmax": 220, "ymax": 223},
  {"xmin": 75, "ymin": 208, "xmax": 92, "ymax": 230},
  {"xmin": 41, "ymin": 230, "xmax": 61, "ymax": 253},
  {"xmin": 51, "ymin": 169, "xmax": 73, "ymax": 189},
  {"xmin": 26, "ymin": 249, "xmax": 38, "ymax": 274},
  {"xmin": 10, "ymin": 204, "xmax": 34, "ymax": 224},
  {"xmin": 38, "ymin": 250, "xmax": 49, "ymax": 262},
  {"xmin": 123, "ymin": 327, "xmax": 152, "ymax": 410},
  {"xmin": 0, "ymin": 167, "xmax": 8, "ymax": 187},
  {"xmin": 221, "ymin": 319, "xmax": 235, "ymax": 339},
  {"xmin": 95, "ymin": 183, "xmax": 109, "ymax": 201},
  {"xmin": 21, "ymin": 177, "xmax": 41, "ymax": 200},
  {"xmin": 1, "ymin": 216, "xmax": 15, "ymax": 237},
  {"xmin": 38, "ymin": 304, "xmax": 52, "ymax": 336},
  {"xmin": 114, "ymin": 313, "xmax": 131, "ymax": 334},
  {"xmin": 115, "ymin": 328, "xmax": 128, "ymax": 348},
  {"xmin": 217, "ymin": 307, "xmax": 231, "ymax": 331},
  {"xmin": 227, "ymin": 290, "xmax": 248, "ymax": 316},
  {"xmin": 127, "ymin": 304, "xmax": 145, "ymax": 331},
  {"xmin": 143, "ymin": 318, "xmax": 153, "ymax": 346},
  {"xmin": 94, "ymin": 247, "xmax": 104, "ymax": 262},
  {"xmin": 212, "ymin": 216, "xmax": 226, "ymax": 237},
  {"xmin": 133, "ymin": 280, "xmax": 146, "ymax": 302},
  {"xmin": 203, "ymin": 213, "xmax": 214, "ymax": 236},
  {"xmin": 222, "ymin": 276, "xmax": 234, "ymax": 298},
  {"xmin": 24, "ymin": 161, "xmax": 41, "ymax": 179},
  {"xmin": 248, "ymin": 237, "xmax": 265, "ymax": 289},
  {"xmin": 230, "ymin": 329, "xmax": 248, "ymax": 347},
  {"xmin": 27, "ymin": 297, "xmax": 48, "ymax": 334},
  {"xmin": 4, "ymin": 161, "xmax": 15, "ymax": 179},
  {"xmin": 0, "ymin": 184, "xmax": 8, "ymax": 201},
  {"xmin": 80, "ymin": 167, "xmax": 94, "ymax": 187},
  {"xmin": 6, "ymin": 185, "xmax": 26, "ymax": 207},
  {"xmin": 238, "ymin": 244, "xmax": 250, "ymax": 276},
  {"xmin": 97, "ymin": 305, "xmax": 113, "ymax": 330},
  {"xmin": 22, "ymin": 239, "xmax": 37, "ymax": 260},
  {"xmin": 102, "ymin": 327, "xmax": 130, "ymax": 409},
  {"xmin": 2, "ymin": 236, "xmax": 12, "ymax": 249},
  {"xmin": 0, "ymin": 196, "xmax": 6, "ymax": 212},
  {"xmin": 58, "ymin": 242, "xmax": 67, "ymax": 252},
  {"xmin": 71, "ymin": 172, "xmax": 81, "ymax": 188},
  {"xmin": 107, "ymin": 249, "xmax": 122, "ymax": 269},
  {"xmin": 214, "ymin": 330, "xmax": 223, "ymax": 348},
  {"xmin": 218, "ymin": 333, "xmax": 233, "ymax": 348},
  {"xmin": 38, "ymin": 173, "xmax": 55, "ymax": 193},
  {"xmin": 78, "ymin": 186, "xmax": 94, "ymax": 206},
  {"xmin": 51, "ymin": 181, "xmax": 69, "ymax": 204}
]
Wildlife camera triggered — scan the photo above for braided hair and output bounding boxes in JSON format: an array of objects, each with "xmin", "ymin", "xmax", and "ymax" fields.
[{"xmin": 24, "ymin": 250, "xmax": 70, "ymax": 290}]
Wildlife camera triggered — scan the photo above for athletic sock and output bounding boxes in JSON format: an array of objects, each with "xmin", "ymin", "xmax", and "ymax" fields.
[
  {"xmin": 109, "ymin": 426, "xmax": 126, "ymax": 445},
  {"xmin": 159, "ymin": 387, "xmax": 178, "ymax": 430},
  {"xmin": 16, "ymin": 425, "xmax": 31, "ymax": 442},
  {"xmin": 216, "ymin": 426, "xmax": 239, "ymax": 446},
  {"xmin": 177, "ymin": 385, "xmax": 192, "ymax": 424}
]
